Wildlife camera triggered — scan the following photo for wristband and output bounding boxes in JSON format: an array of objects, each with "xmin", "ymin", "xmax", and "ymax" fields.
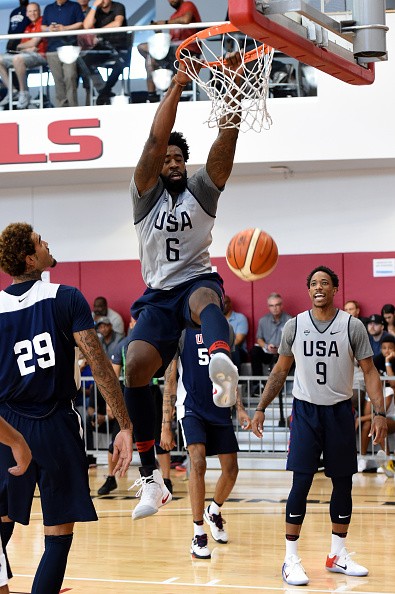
[
  {"xmin": 385, "ymin": 362, "xmax": 392, "ymax": 366},
  {"xmin": 256, "ymin": 407, "xmax": 266, "ymax": 413},
  {"xmin": 375, "ymin": 411, "xmax": 387, "ymax": 418},
  {"xmin": 91, "ymin": 5, "xmax": 97, "ymax": 9}
]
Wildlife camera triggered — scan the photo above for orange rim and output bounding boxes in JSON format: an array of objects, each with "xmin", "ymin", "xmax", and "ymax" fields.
[{"xmin": 175, "ymin": 22, "xmax": 271, "ymax": 68}]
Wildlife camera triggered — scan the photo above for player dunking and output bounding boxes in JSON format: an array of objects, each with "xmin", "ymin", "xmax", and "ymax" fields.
[
  {"xmin": 251, "ymin": 266, "xmax": 387, "ymax": 587},
  {"xmin": 126, "ymin": 52, "xmax": 243, "ymax": 520},
  {"xmin": 0, "ymin": 223, "xmax": 133, "ymax": 594}
]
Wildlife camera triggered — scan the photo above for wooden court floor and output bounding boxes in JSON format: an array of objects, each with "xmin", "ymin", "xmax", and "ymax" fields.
[{"xmin": 8, "ymin": 465, "xmax": 395, "ymax": 594}]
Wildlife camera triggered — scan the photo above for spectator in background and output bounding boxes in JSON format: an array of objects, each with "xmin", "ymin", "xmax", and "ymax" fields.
[
  {"xmin": 92, "ymin": 296, "xmax": 125, "ymax": 337},
  {"xmin": 77, "ymin": 0, "xmax": 90, "ymax": 14},
  {"xmin": 250, "ymin": 292, "xmax": 291, "ymax": 377},
  {"xmin": 41, "ymin": 0, "xmax": 84, "ymax": 107},
  {"xmin": 96, "ymin": 317, "xmax": 123, "ymax": 358},
  {"xmin": 367, "ymin": 314, "xmax": 390, "ymax": 357},
  {"xmin": 5, "ymin": 0, "xmax": 30, "ymax": 53},
  {"xmin": 0, "ymin": 2, "xmax": 47, "ymax": 110},
  {"xmin": 138, "ymin": 0, "xmax": 201, "ymax": 102},
  {"xmin": 344, "ymin": 299, "xmax": 368, "ymax": 326},
  {"xmin": 81, "ymin": 0, "xmax": 130, "ymax": 105},
  {"xmin": 223, "ymin": 295, "xmax": 248, "ymax": 373},
  {"xmin": 381, "ymin": 303, "xmax": 395, "ymax": 336}
]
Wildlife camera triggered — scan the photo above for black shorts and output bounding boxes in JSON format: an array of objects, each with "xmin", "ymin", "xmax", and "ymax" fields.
[
  {"xmin": 131, "ymin": 273, "xmax": 224, "ymax": 377},
  {"xmin": 0, "ymin": 402, "xmax": 97, "ymax": 526},
  {"xmin": 179, "ymin": 414, "xmax": 238, "ymax": 457},
  {"xmin": 287, "ymin": 398, "xmax": 357, "ymax": 477}
]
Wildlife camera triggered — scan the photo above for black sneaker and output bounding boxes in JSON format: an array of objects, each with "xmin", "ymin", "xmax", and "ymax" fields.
[
  {"xmin": 98, "ymin": 475, "xmax": 117, "ymax": 495},
  {"xmin": 164, "ymin": 478, "xmax": 173, "ymax": 495}
]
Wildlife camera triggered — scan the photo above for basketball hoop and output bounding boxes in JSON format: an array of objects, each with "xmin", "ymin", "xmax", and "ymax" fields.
[{"xmin": 175, "ymin": 23, "xmax": 274, "ymax": 133}]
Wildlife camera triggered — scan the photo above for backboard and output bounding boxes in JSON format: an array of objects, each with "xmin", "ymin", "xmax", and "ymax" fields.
[{"xmin": 228, "ymin": 0, "xmax": 388, "ymax": 84}]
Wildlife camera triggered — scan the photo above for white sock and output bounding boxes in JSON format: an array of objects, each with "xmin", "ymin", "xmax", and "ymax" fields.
[
  {"xmin": 194, "ymin": 522, "xmax": 205, "ymax": 537},
  {"xmin": 285, "ymin": 537, "xmax": 299, "ymax": 560},
  {"xmin": 209, "ymin": 500, "xmax": 221, "ymax": 515},
  {"xmin": 330, "ymin": 534, "xmax": 346, "ymax": 556}
]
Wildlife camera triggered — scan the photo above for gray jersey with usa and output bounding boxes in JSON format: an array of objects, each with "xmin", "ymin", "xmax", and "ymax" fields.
[
  {"xmin": 130, "ymin": 167, "xmax": 221, "ymax": 290},
  {"xmin": 279, "ymin": 309, "xmax": 373, "ymax": 405}
]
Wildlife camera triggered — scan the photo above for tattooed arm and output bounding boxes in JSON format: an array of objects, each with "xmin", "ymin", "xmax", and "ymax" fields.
[
  {"xmin": 160, "ymin": 359, "xmax": 177, "ymax": 452},
  {"xmin": 251, "ymin": 355, "xmax": 294, "ymax": 438},
  {"xmin": 74, "ymin": 328, "xmax": 133, "ymax": 476}
]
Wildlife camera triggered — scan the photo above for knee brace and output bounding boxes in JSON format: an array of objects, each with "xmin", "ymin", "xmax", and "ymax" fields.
[{"xmin": 286, "ymin": 472, "xmax": 314, "ymax": 525}]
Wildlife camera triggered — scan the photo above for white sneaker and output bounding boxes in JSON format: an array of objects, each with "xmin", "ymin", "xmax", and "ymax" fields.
[
  {"xmin": 204, "ymin": 505, "xmax": 228, "ymax": 543},
  {"xmin": 209, "ymin": 352, "xmax": 238, "ymax": 407},
  {"xmin": 190, "ymin": 534, "xmax": 211, "ymax": 559},
  {"xmin": 325, "ymin": 547, "xmax": 368, "ymax": 576},
  {"xmin": 129, "ymin": 468, "xmax": 172, "ymax": 520},
  {"xmin": 282, "ymin": 555, "xmax": 309, "ymax": 586},
  {"xmin": 17, "ymin": 90, "xmax": 30, "ymax": 109}
]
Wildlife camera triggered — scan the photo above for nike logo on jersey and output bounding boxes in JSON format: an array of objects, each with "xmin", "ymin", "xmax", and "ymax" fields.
[
  {"xmin": 289, "ymin": 513, "xmax": 302, "ymax": 518},
  {"xmin": 338, "ymin": 514, "xmax": 350, "ymax": 519},
  {"xmin": 162, "ymin": 494, "xmax": 170, "ymax": 505},
  {"xmin": 330, "ymin": 330, "xmax": 341, "ymax": 335},
  {"xmin": 18, "ymin": 296, "xmax": 27, "ymax": 302}
]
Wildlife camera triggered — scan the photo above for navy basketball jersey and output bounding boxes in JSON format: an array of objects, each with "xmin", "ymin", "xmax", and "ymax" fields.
[
  {"xmin": 176, "ymin": 328, "xmax": 233, "ymax": 424},
  {"xmin": 0, "ymin": 280, "xmax": 94, "ymax": 406}
]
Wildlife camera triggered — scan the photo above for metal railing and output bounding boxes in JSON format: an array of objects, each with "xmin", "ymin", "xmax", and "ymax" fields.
[{"xmin": 79, "ymin": 375, "xmax": 394, "ymax": 463}]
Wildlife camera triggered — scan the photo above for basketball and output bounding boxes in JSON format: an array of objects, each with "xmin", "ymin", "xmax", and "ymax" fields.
[{"xmin": 226, "ymin": 228, "xmax": 278, "ymax": 281}]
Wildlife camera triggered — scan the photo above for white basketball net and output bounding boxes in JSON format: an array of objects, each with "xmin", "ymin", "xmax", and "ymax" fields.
[{"xmin": 176, "ymin": 32, "xmax": 274, "ymax": 133}]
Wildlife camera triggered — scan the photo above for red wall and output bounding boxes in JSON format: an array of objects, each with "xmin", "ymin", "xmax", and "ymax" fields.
[{"xmin": 1, "ymin": 252, "xmax": 394, "ymax": 345}]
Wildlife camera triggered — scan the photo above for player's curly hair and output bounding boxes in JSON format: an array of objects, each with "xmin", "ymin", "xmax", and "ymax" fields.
[
  {"xmin": 306, "ymin": 265, "xmax": 339, "ymax": 288},
  {"xmin": 0, "ymin": 222, "xmax": 35, "ymax": 277},
  {"xmin": 168, "ymin": 131, "xmax": 190, "ymax": 162}
]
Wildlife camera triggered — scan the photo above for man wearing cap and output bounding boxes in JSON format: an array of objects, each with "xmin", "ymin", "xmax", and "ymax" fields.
[
  {"xmin": 96, "ymin": 317, "xmax": 123, "ymax": 359},
  {"xmin": 92, "ymin": 296, "xmax": 125, "ymax": 338},
  {"xmin": 367, "ymin": 314, "xmax": 391, "ymax": 356}
]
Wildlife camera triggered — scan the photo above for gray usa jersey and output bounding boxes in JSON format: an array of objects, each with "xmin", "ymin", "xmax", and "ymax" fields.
[
  {"xmin": 131, "ymin": 167, "xmax": 221, "ymax": 290},
  {"xmin": 279, "ymin": 309, "xmax": 373, "ymax": 405}
]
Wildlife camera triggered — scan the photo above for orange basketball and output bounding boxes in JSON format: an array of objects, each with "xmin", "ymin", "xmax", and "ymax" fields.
[{"xmin": 226, "ymin": 228, "xmax": 278, "ymax": 281}]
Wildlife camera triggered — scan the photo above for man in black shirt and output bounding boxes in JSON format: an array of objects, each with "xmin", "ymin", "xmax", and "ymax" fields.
[{"xmin": 80, "ymin": 0, "xmax": 130, "ymax": 104}]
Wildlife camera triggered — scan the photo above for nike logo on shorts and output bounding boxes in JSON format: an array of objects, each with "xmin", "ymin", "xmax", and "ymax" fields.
[
  {"xmin": 338, "ymin": 514, "xmax": 350, "ymax": 519},
  {"xmin": 289, "ymin": 513, "xmax": 302, "ymax": 518}
]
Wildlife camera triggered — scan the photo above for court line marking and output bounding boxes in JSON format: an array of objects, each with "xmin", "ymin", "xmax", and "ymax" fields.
[{"xmin": 12, "ymin": 575, "xmax": 389, "ymax": 594}]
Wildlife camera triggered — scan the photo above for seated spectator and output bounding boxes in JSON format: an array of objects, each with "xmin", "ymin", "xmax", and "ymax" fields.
[
  {"xmin": 41, "ymin": 0, "xmax": 84, "ymax": 108},
  {"xmin": 223, "ymin": 295, "xmax": 249, "ymax": 373},
  {"xmin": 96, "ymin": 316, "xmax": 123, "ymax": 357},
  {"xmin": 80, "ymin": 0, "xmax": 130, "ymax": 105},
  {"xmin": 92, "ymin": 295, "xmax": 125, "ymax": 337},
  {"xmin": 381, "ymin": 303, "xmax": 395, "ymax": 336},
  {"xmin": 0, "ymin": 2, "xmax": 47, "ymax": 109},
  {"xmin": 344, "ymin": 299, "xmax": 369, "ymax": 326},
  {"xmin": 367, "ymin": 313, "xmax": 391, "ymax": 357},
  {"xmin": 373, "ymin": 334, "xmax": 395, "ymax": 391},
  {"xmin": 250, "ymin": 292, "xmax": 291, "ymax": 376},
  {"xmin": 357, "ymin": 386, "xmax": 395, "ymax": 464},
  {"xmin": 138, "ymin": 0, "xmax": 201, "ymax": 102}
]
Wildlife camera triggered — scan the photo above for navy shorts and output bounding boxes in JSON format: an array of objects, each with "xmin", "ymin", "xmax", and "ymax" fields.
[
  {"xmin": 0, "ymin": 402, "xmax": 97, "ymax": 526},
  {"xmin": 131, "ymin": 272, "xmax": 224, "ymax": 376},
  {"xmin": 287, "ymin": 398, "xmax": 357, "ymax": 477},
  {"xmin": 179, "ymin": 414, "xmax": 238, "ymax": 457}
]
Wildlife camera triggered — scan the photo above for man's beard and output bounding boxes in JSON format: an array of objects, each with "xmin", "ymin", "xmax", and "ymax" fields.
[
  {"xmin": 50, "ymin": 258, "xmax": 57, "ymax": 268},
  {"xmin": 161, "ymin": 170, "xmax": 188, "ymax": 195}
]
